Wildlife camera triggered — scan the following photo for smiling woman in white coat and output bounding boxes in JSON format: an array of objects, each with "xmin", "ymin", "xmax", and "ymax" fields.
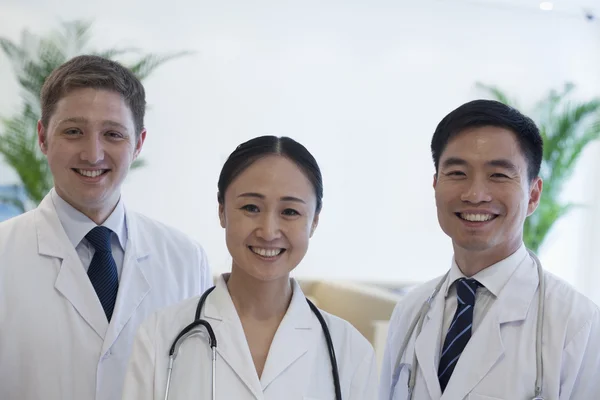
[
  {"xmin": 122, "ymin": 136, "xmax": 378, "ymax": 400},
  {"xmin": 0, "ymin": 56, "xmax": 212, "ymax": 400},
  {"xmin": 379, "ymin": 100, "xmax": 600, "ymax": 400}
]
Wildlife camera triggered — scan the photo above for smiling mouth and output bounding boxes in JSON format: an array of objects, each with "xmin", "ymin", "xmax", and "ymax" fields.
[
  {"xmin": 72, "ymin": 168, "xmax": 109, "ymax": 178},
  {"xmin": 455, "ymin": 212, "xmax": 499, "ymax": 222},
  {"xmin": 248, "ymin": 246, "xmax": 286, "ymax": 258}
]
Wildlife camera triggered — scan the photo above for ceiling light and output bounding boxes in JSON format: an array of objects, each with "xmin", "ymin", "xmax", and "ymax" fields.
[{"xmin": 539, "ymin": 2, "xmax": 554, "ymax": 11}]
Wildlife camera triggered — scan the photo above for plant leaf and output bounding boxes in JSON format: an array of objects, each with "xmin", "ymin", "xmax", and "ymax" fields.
[{"xmin": 477, "ymin": 81, "xmax": 600, "ymax": 251}]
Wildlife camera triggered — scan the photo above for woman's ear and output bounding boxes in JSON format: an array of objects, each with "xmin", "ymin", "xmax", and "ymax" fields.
[{"xmin": 309, "ymin": 213, "xmax": 319, "ymax": 238}]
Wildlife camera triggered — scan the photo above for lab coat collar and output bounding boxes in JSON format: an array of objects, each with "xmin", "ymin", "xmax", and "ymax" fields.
[
  {"xmin": 414, "ymin": 276, "xmax": 446, "ymax": 399},
  {"xmin": 35, "ymin": 192, "xmax": 151, "ymax": 353},
  {"xmin": 202, "ymin": 274, "xmax": 317, "ymax": 398},
  {"xmin": 101, "ymin": 205, "xmax": 151, "ymax": 355},
  {"xmin": 416, "ymin": 244, "xmax": 538, "ymax": 400},
  {"xmin": 50, "ymin": 188, "xmax": 127, "ymax": 251},
  {"xmin": 202, "ymin": 274, "xmax": 314, "ymax": 328},
  {"xmin": 441, "ymin": 249, "xmax": 539, "ymax": 400},
  {"xmin": 35, "ymin": 192, "xmax": 109, "ymax": 339}
]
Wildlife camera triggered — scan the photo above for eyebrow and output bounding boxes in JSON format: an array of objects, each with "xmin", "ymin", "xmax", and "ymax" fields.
[
  {"xmin": 440, "ymin": 157, "xmax": 467, "ymax": 169},
  {"xmin": 487, "ymin": 159, "xmax": 519, "ymax": 172},
  {"xmin": 441, "ymin": 157, "xmax": 518, "ymax": 173},
  {"xmin": 57, "ymin": 117, "xmax": 129, "ymax": 132},
  {"xmin": 238, "ymin": 192, "xmax": 306, "ymax": 204}
]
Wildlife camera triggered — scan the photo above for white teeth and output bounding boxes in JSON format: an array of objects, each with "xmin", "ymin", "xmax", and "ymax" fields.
[
  {"xmin": 76, "ymin": 169, "xmax": 105, "ymax": 178},
  {"xmin": 250, "ymin": 247, "xmax": 283, "ymax": 257},
  {"xmin": 460, "ymin": 213, "xmax": 495, "ymax": 222}
]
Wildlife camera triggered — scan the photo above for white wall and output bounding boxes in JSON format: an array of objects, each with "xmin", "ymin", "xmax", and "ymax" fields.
[{"xmin": 1, "ymin": 0, "xmax": 599, "ymax": 300}]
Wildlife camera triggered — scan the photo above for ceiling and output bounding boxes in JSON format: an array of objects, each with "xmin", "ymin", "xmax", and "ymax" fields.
[{"xmin": 454, "ymin": 0, "xmax": 599, "ymax": 17}]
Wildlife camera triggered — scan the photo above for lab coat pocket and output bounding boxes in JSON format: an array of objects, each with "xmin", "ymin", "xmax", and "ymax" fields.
[
  {"xmin": 390, "ymin": 363, "xmax": 411, "ymax": 400},
  {"xmin": 468, "ymin": 394, "xmax": 503, "ymax": 400}
]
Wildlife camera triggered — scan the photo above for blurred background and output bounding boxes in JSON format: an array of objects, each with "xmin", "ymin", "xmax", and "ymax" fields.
[{"xmin": 1, "ymin": 0, "xmax": 600, "ymax": 314}]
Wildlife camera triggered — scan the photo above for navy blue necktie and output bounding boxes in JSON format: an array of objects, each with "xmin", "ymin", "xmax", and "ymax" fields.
[
  {"xmin": 86, "ymin": 226, "xmax": 119, "ymax": 322},
  {"xmin": 438, "ymin": 278, "xmax": 481, "ymax": 392}
]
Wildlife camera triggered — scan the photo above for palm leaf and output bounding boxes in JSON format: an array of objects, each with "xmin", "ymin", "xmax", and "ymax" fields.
[
  {"xmin": 126, "ymin": 51, "xmax": 193, "ymax": 80},
  {"xmin": 130, "ymin": 158, "xmax": 147, "ymax": 170},
  {"xmin": 0, "ymin": 193, "xmax": 26, "ymax": 214},
  {"xmin": 477, "ymin": 82, "xmax": 600, "ymax": 252},
  {"xmin": 0, "ymin": 106, "xmax": 52, "ymax": 204},
  {"xmin": 475, "ymin": 82, "xmax": 518, "ymax": 108}
]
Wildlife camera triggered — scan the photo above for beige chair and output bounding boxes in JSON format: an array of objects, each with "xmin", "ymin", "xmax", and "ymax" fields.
[{"xmin": 298, "ymin": 279, "xmax": 412, "ymax": 369}]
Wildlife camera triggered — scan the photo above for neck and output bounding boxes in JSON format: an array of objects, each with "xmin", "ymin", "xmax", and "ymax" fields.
[
  {"xmin": 453, "ymin": 239, "xmax": 522, "ymax": 277},
  {"xmin": 82, "ymin": 206, "xmax": 116, "ymax": 225},
  {"xmin": 226, "ymin": 268, "xmax": 292, "ymax": 321},
  {"xmin": 55, "ymin": 188, "xmax": 119, "ymax": 225}
]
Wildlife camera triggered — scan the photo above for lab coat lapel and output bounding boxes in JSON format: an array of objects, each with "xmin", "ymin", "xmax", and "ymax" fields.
[
  {"xmin": 203, "ymin": 277, "xmax": 264, "ymax": 400},
  {"xmin": 260, "ymin": 279, "xmax": 315, "ymax": 390},
  {"xmin": 36, "ymin": 193, "xmax": 108, "ymax": 339},
  {"xmin": 102, "ymin": 211, "xmax": 151, "ymax": 355},
  {"xmin": 414, "ymin": 278, "xmax": 447, "ymax": 400},
  {"xmin": 441, "ymin": 253, "xmax": 538, "ymax": 400}
]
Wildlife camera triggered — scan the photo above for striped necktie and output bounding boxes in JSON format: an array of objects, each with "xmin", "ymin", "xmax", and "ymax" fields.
[
  {"xmin": 86, "ymin": 226, "xmax": 119, "ymax": 322},
  {"xmin": 437, "ymin": 278, "xmax": 481, "ymax": 392}
]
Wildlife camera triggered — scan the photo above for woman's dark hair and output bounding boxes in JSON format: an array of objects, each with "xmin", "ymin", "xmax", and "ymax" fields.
[
  {"xmin": 217, "ymin": 136, "xmax": 323, "ymax": 212},
  {"xmin": 431, "ymin": 99, "xmax": 543, "ymax": 182}
]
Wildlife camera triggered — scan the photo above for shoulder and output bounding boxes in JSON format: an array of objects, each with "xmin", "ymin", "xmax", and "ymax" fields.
[
  {"xmin": 319, "ymin": 309, "xmax": 374, "ymax": 363},
  {"xmin": 140, "ymin": 294, "xmax": 204, "ymax": 339},
  {"xmin": 390, "ymin": 276, "xmax": 445, "ymax": 322},
  {"xmin": 127, "ymin": 210, "xmax": 207, "ymax": 255},
  {"xmin": 0, "ymin": 209, "xmax": 35, "ymax": 233},
  {"xmin": 543, "ymin": 270, "xmax": 600, "ymax": 339},
  {"xmin": 0, "ymin": 210, "xmax": 36, "ymax": 252}
]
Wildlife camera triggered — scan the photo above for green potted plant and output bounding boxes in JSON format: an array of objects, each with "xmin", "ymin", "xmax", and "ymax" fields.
[
  {"xmin": 477, "ymin": 82, "xmax": 600, "ymax": 252},
  {"xmin": 0, "ymin": 20, "xmax": 189, "ymax": 213}
]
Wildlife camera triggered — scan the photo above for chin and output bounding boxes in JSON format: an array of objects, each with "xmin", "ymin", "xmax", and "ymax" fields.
[
  {"xmin": 242, "ymin": 265, "xmax": 290, "ymax": 283},
  {"xmin": 455, "ymin": 238, "xmax": 494, "ymax": 252}
]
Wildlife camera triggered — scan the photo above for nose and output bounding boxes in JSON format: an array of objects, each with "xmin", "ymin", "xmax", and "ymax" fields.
[
  {"xmin": 256, "ymin": 212, "xmax": 282, "ymax": 241},
  {"xmin": 460, "ymin": 176, "xmax": 492, "ymax": 204},
  {"xmin": 80, "ymin": 134, "xmax": 104, "ymax": 164}
]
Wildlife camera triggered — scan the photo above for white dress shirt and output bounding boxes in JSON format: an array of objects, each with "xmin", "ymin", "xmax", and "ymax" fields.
[
  {"xmin": 51, "ymin": 189, "xmax": 127, "ymax": 279},
  {"xmin": 440, "ymin": 244, "xmax": 528, "ymax": 350}
]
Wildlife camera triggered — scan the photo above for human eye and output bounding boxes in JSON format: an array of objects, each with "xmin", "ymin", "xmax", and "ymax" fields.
[
  {"xmin": 491, "ymin": 173, "xmax": 509, "ymax": 179},
  {"xmin": 106, "ymin": 131, "xmax": 125, "ymax": 139},
  {"xmin": 240, "ymin": 204, "xmax": 259, "ymax": 213},
  {"xmin": 282, "ymin": 208, "xmax": 300, "ymax": 217},
  {"xmin": 445, "ymin": 170, "xmax": 466, "ymax": 177},
  {"xmin": 64, "ymin": 128, "xmax": 82, "ymax": 136}
]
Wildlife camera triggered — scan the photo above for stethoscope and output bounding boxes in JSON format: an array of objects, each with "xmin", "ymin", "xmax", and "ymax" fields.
[
  {"xmin": 165, "ymin": 286, "xmax": 343, "ymax": 400},
  {"xmin": 390, "ymin": 249, "xmax": 546, "ymax": 400}
]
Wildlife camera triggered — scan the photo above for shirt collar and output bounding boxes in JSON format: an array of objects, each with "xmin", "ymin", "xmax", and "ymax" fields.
[
  {"xmin": 444, "ymin": 243, "xmax": 528, "ymax": 298},
  {"xmin": 51, "ymin": 188, "xmax": 127, "ymax": 250},
  {"xmin": 210, "ymin": 273, "xmax": 314, "ymax": 328}
]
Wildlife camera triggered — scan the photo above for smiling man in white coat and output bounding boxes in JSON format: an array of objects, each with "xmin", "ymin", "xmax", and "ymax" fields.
[
  {"xmin": 0, "ymin": 55, "xmax": 212, "ymax": 400},
  {"xmin": 379, "ymin": 100, "xmax": 600, "ymax": 400}
]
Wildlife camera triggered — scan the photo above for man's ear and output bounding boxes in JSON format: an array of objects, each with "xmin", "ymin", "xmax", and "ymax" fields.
[
  {"xmin": 527, "ymin": 177, "xmax": 543, "ymax": 217},
  {"xmin": 218, "ymin": 198, "xmax": 226, "ymax": 228},
  {"xmin": 38, "ymin": 120, "xmax": 48, "ymax": 154}
]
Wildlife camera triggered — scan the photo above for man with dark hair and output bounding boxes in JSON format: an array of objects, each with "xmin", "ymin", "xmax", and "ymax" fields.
[
  {"xmin": 379, "ymin": 100, "xmax": 600, "ymax": 399},
  {"xmin": 0, "ymin": 55, "xmax": 212, "ymax": 400}
]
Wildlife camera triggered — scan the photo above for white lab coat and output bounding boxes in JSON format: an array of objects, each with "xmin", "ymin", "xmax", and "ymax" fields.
[
  {"xmin": 122, "ymin": 275, "xmax": 378, "ymax": 399},
  {"xmin": 379, "ymin": 253, "xmax": 600, "ymax": 400},
  {"xmin": 0, "ymin": 192, "xmax": 212, "ymax": 400}
]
